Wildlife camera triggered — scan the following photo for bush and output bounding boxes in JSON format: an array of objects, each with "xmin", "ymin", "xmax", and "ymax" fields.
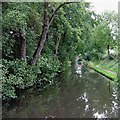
[
  {"xmin": 2, "ymin": 59, "xmax": 40, "ymax": 100},
  {"xmin": 2, "ymin": 57, "xmax": 61, "ymax": 100},
  {"xmin": 36, "ymin": 56, "xmax": 61, "ymax": 86}
]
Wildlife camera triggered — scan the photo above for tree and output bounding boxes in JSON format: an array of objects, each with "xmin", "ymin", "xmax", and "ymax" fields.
[
  {"xmin": 3, "ymin": 3, "xmax": 29, "ymax": 60},
  {"xmin": 90, "ymin": 12, "xmax": 118, "ymax": 59},
  {"xmin": 3, "ymin": 2, "xmax": 97, "ymax": 64},
  {"xmin": 30, "ymin": 1, "xmax": 75, "ymax": 65},
  {"xmin": 102, "ymin": 11, "xmax": 118, "ymax": 57},
  {"xmin": 2, "ymin": 1, "xmax": 102, "ymax": 100},
  {"xmin": 51, "ymin": 2, "xmax": 98, "ymax": 61}
]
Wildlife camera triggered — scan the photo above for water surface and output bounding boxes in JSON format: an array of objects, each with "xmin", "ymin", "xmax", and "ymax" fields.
[{"xmin": 2, "ymin": 66, "xmax": 118, "ymax": 118}]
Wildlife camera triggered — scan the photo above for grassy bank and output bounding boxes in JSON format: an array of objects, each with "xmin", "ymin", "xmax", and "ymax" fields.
[
  {"xmin": 88, "ymin": 60, "xmax": 118, "ymax": 80},
  {"xmin": 94, "ymin": 59, "xmax": 118, "ymax": 73}
]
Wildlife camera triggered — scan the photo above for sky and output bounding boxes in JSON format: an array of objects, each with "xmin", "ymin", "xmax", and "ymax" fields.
[{"xmin": 86, "ymin": 0, "xmax": 119, "ymax": 14}]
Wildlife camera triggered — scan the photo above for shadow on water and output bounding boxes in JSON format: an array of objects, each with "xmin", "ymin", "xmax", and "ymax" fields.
[{"xmin": 2, "ymin": 64, "xmax": 118, "ymax": 118}]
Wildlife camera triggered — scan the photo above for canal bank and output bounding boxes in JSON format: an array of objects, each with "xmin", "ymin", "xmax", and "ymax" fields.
[{"xmin": 88, "ymin": 61, "xmax": 117, "ymax": 80}]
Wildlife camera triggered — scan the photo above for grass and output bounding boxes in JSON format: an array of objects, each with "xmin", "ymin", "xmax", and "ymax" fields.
[
  {"xmin": 88, "ymin": 60, "xmax": 117, "ymax": 80},
  {"xmin": 93, "ymin": 59, "xmax": 118, "ymax": 73}
]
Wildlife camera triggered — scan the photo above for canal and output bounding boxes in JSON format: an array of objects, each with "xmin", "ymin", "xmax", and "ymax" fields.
[{"xmin": 2, "ymin": 65, "xmax": 118, "ymax": 118}]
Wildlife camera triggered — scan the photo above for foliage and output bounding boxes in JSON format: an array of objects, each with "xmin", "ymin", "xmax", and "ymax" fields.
[
  {"xmin": 2, "ymin": 3, "xmax": 43, "ymax": 60},
  {"xmin": 2, "ymin": 57, "xmax": 61, "ymax": 100},
  {"xmin": 35, "ymin": 56, "xmax": 61, "ymax": 86},
  {"xmin": 88, "ymin": 12, "xmax": 118, "ymax": 60},
  {"xmin": 2, "ymin": 2, "xmax": 119, "ymax": 100},
  {"xmin": 2, "ymin": 59, "xmax": 39, "ymax": 100},
  {"xmin": 102, "ymin": 11, "xmax": 118, "ymax": 41},
  {"xmin": 51, "ymin": 2, "xmax": 98, "ymax": 61},
  {"xmin": 2, "ymin": 2, "xmax": 99, "ymax": 100}
]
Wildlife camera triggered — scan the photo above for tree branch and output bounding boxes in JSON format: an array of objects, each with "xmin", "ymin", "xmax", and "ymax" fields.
[{"xmin": 49, "ymin": 2, "xmax": 76, "ymax": 26}]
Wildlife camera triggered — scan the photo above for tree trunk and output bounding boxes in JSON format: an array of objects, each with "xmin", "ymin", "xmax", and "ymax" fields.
[
  {"xmin": 19, "ymin": 32, "xmax": 26, "ymax": 60},
  {"xmin": 30, "ymin": 2, "xmax": 74, "ymax": 65},
  {"xmin": 30, "ymin": 2, "xmax": 49, "ymax": 65},
  {"xmin": 54, "ymin": 33, "xmax": 61, "ymax": 58},
  {"xmin": 12, "ymin": 30, "xmax": 26, "ymax": 60},
  {"xmin": 107, "ymin": 44, "xmax": 110, "ymax": 57}
]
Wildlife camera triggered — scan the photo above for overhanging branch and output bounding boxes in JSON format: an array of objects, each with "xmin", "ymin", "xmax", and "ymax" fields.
[{"xmin": 49, "ymin": 2, "xmax": 76, "ymax": 26}]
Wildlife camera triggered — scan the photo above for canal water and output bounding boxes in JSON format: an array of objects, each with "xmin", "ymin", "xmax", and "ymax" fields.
[{"xmin": 2, "ymin": 65, "xmax": 118, "ymax": 119}]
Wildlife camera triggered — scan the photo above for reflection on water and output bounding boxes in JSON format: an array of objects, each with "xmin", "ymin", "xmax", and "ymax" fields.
[
  {"xmin": 75, "ymin": 66, "xmax": 82, "ymax": 77},
  {"xmin": 2, "ymin": 66, "xmax": 118, "ymax": 118},
  {"xmin": 75, "ymin": 62, "xmax": 83, "ymax": 77}
]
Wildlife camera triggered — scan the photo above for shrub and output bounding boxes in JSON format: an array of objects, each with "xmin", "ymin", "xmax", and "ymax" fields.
[
  {"xmin": 2, "ymin": 57, "xmax": 61, "ymax": 100},
  {"xmin": 36, "ymin": 56, "xmax": 61, "ymax": 86},
  {"xmin": 2, "ymin": 59, "xmax": 40, "ymax": 100}
]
